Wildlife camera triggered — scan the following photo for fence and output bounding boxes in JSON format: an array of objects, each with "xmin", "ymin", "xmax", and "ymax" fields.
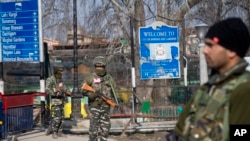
[
  {"xmin": 136, "ymin": 85, "xmax": 197, "ymax": 122},
  {"xmin": 1, "ymin": 47, "xmax": 200, "ymax": 126},
  {"xmin": 56, "ymin": 55, "xmax": 198, "ymax": 123}
]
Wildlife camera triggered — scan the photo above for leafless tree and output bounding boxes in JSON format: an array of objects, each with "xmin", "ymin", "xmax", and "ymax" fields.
[{"xmin": 42, "ymin": 0, "xmax": 250, "ymax": 103}]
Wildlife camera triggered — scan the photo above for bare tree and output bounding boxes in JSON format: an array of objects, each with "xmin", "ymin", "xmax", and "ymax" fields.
[
  {"xmin": 42, "ymin": 0, "xmax": 91, "ymax": 43},
  {"xmin": 42, "ymin": 0, "xmax": 250, "ymax": 103}
]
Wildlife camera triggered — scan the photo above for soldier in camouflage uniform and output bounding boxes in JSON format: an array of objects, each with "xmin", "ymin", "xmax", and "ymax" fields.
[
  {"xmin": 168, "ymin": 18, "xmax": 250, "ymax": 141},
  {"xmin": 45, "ymin": 65, "xmax": 71, "ymax": 139},
  {"xmin": 81, "ymin": 56, "xmax": 121, "ymax": 141}
]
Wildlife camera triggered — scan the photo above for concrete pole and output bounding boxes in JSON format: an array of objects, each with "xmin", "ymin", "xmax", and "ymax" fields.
[
  {"xmin": 183, "ymin": 56, "xmax": 188, "ymax": 86},
  {"xmin": 195, "ymin": 24, "xmax": 209, "ymax": 85},
  {"xmin": 199, "ymin": 44, "xmax": 208, "ymax": 85}
]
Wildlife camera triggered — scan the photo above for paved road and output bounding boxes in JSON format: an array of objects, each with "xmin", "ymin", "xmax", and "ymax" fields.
[
  {"xmin": 1, "ymin": 113, "xmax": 176, "ymax": 141},
  {"xmin": 2, "ymin": 130, "xmax": 119, "ymax": 141},
  {"xmin": 1, "ymin": 120, "xmax": 176, "ymax": 141}
]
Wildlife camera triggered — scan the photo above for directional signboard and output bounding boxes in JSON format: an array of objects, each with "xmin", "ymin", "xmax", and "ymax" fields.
[
  {"xmin": 139, "ymin": 21, "xmax": 180, "ymax": 80},
  {"xmin": 0, "ymin": 0, "xmax": 40, "ymax": 62}
]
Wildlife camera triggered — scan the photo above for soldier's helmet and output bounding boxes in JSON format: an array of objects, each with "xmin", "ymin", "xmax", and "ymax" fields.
[
  {"xmin": 93, "ymin": 56, "xmax": 107, "ymax": 66},
  {"xmin": 53, "ymin": 65, "xmax": 64, "ymax": 73},
  {"xmin": 93, "ymin": 56, "xmax": 107, "ymax": 76}
]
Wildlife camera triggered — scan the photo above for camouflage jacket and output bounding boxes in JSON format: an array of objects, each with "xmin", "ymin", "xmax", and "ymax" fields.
[
  {"xmin": 80, "ymin": 72, "xmax": 119, "ymax": 107},
  {"xmin": 175, "ymin": 59, "xmax": 250, "ymax": 141},
  {"xmin": 45, "ymin": 75, "xmax": 69, "ymax": 105}
]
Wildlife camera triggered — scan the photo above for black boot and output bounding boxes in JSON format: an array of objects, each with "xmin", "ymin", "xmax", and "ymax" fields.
[
  {"xmin": 58, "ymin": 130, "xmax": 66, "ymax": 137},
  {"xmin": 45, "ymin": 128, "xmax": 52, "ymax": 136},
  {"xmin": 52, "ymin": 132, "xmax": 58, "ymax": 139}
]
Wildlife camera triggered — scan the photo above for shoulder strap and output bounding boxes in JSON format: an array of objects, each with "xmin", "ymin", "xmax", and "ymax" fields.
[
  {"xmin": 104, "ymin": 74, "xmax": 119, "ymax": 104},
  {"xmin": 104, "ymin": 73, "xmax": 111, "ymax": 80}
]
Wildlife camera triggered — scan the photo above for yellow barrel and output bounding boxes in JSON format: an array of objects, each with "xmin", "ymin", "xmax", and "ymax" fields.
[
  {"xmin": 43, "ymin": 96, "xmax": 88, "ymax": 118},
  {"xmin": 64, "ymin": 97, "xmax": 88, "ymax": 118}
]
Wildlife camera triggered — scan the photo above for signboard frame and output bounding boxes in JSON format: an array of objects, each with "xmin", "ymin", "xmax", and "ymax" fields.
[
  {"xmin": 0, "ymin": 0, "xmax": 42, "ymax": 63},
  {"xmin": 139, "ymin": 21, "xmax": 180, "ymax": 80}
]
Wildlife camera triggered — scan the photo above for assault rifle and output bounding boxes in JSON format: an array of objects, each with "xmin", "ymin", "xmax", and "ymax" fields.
[
  {"xmin": 54, "ymin": 88, "xmax": 71, "ymax": 97},
  {"xmin": 54, "ymin": 82, "xmax": 71, "ymax": 97},
  {"xmin": 81, "ymin": 83, "xmax": 118, "ymax": 107}
]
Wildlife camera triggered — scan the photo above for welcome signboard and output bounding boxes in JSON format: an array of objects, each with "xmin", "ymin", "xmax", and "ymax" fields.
[{"xmin": 139, "ymin": 21, "xmax": 180, "ymax": 80}]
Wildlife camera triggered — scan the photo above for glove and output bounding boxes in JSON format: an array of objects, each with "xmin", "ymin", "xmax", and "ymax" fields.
[
  {"xmin": 53, "ymin": 88, "xmax": 60, "ymax": 93},
  {"xmin": 88, "ymin": 92, "xmax": 98, "ymax": 101},
  {"xmin": 56, "ymin": 91, "xmax": 64, "ymax": 98},
  {"xmin": 117, "ymin": 98, "xmax": 123, "ymax": 104},
  {"xmin": 117, "ymin": 104, "xmax": 125, "ymax": 113},
  {"xmin": 95, "ymin": 91, "xmax": 103, "ymax": 96}
]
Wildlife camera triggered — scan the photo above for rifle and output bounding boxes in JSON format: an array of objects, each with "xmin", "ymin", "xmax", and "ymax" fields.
[
  {"xmin": 54, "ymin": 82, "xmax": 71, "ymax": 97},
  {"xmin": 81, "ymin": 83, "xmax": 118, "ymax": 107},
  {"xmin": 54, "ymin": 88, "xmax": 71, "ymax": 96}
]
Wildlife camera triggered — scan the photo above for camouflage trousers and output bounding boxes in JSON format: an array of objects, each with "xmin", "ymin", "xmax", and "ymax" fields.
[
  {"xmin": 51, "ymin": 104, "xmax": 64, "ymax": 133},
  {"xmin": 89, "ymin": 106, "xmax": 111, "ymax": 141}
]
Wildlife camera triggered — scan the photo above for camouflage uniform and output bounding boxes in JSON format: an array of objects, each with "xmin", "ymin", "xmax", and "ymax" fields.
[
  {"xmin": 81, "ymin": 56, "xmax": 120, "ymax": 141},
  {"xmin": 174, "ymin": 59, "xmax": 250, "ymax": 141},
  {"xmin": 45, "ymin": 67, "xmax": 69, "ymax": 138}
]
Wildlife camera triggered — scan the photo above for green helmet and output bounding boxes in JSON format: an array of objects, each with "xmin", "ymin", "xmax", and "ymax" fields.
[
  {"xmin": 53, "ymin": 65, "xmax": 64, "ymax": 73},
  {"xmin": 93, "ymin": 56, "xmax": 107, "ymax": 66}
]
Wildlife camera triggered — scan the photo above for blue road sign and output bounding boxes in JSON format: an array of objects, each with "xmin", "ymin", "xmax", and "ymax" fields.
[
  {"xmin": 1, "ymin": 30, "xmax": 39, "ymax": 37},
  {"xmin": 0, "ymin": 0, "xmax": 40, "ymax": 62},
  {"xmin": 139, "ymin": 21, "xmax": 180, "ymax": 80}
]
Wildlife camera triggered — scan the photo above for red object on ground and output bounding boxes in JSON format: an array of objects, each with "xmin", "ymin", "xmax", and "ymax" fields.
[{"xmin": 0, "ymin": 92, "xmax": 46, "ymax": 113}]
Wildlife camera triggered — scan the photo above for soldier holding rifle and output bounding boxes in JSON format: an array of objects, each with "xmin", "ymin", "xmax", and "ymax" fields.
[
  {"xmin": 80, "ymin": 56, "xmax": 121, "ymax": 141},
  {"xmin": 45, "ymin": 65, "xmax": 71, "ymax": 139}
]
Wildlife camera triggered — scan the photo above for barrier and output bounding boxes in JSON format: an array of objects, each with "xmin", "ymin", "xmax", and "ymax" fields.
[
  {"xmin": 46, "ymin": 97, "xmax": 88, "ymax": 119},
  {"xmin": 0, "ymin": 92, "xmax": 46, "ymax": 139},
  {"xmin": 64, "ymin": 97, "xmax": 88, "ymax": 118}
]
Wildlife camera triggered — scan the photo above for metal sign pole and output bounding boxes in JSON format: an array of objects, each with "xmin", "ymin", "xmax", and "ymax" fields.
[
  {"xmin": 71, "ymin": 0, "xmax": 82, "ymax": 119},
  {"xmin": 38, "ymin": 0, "xmax": 45, "ymax": 99}
]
